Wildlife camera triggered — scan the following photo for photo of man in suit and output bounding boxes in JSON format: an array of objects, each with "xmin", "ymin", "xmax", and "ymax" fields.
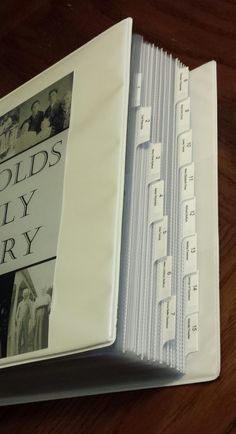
[
  {"xmin": 44, "ymin": 88, "xmax": 64, "ymax": 135},
  {"xmin": 28, "ymin": 100, "xmax": 44, "ymax": 134},
  {"xmin": 15, "ymin": 288, "xmax": 34, "ymax": 354}
]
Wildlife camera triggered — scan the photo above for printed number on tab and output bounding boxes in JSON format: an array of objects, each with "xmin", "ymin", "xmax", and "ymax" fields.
[
  {"xmin": 175, "ymin": 66, "xmax": 189, "ymax": 102},
  {"xmin": 161, "ymin": 295, "xmax": 176, "ymax": 346},
  {"xmin": 185, "ymin": 313, "xmax": 199, "ymax": 356},
  {"xmin": 182, "ymin": 234, "xmax": 197, "ymax": 275},
  {"xmin": 157, "ymin": 256, "xmax": 172, "ymax": 302},
  {"xmin": 180, "ymin": 163, "xmax": 195, "ymax": 202},
  {"xmin": 176, "ymin": 98, "xmax": 190, "ymax": 136},
  {"xmin": 178, "ymin": 130, "xmax": 192, "ymax": 167},
  {"xmin": 149, "ymin": 180, "xmax": 164, "ymax": 222},
  {"xmin": 184, "ymin": 272, "xmax": 199, "ymax": 315},
  {"xmin": 152, "ymin": 216, "xmax": 168, "ymax": 262},
  {"xmin": 148, "ymin": 142, "xmax": 161, "ymax": 181},
  {"xmin": 181, "ymin": 197, "xmax": 196, "ymax": 237},
  {"xmin": 131, "ymin": 73, "xmax": 142, "ymax": 107},
  {"xmin": 137, "ymin": 106, "xmax": 151, "ymax": 145}
]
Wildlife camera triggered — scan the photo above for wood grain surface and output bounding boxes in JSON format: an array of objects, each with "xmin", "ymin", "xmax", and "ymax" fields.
[{"xmin": 0, "ymin": 0, "xmax": 235, "ymax": 433}]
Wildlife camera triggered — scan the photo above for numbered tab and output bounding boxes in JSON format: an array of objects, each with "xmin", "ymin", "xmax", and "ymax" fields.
[
  {"xmin": 131, "ymin": 72, "xmax": 142, "ymax": 107},
  {"xmin": 184, "ymin": 272, "xmax": 199, "ymax": 315},
  {"xmin": 178, "ymin": 130, "xmax": 192, "ymax": 167},
  {"xmin": 148, "ymin": 142, "xmax": 161, "ymax": 181},
  {"xmin": 137, "ymin": 106, "xmax": 151, "ymax": 145},
  {"xmin": 176, "ymin": 98, "xmax": 190, "ymax": 136},
  {"xmin": 182, "ymin": 234, "xmax": 197, "ymax": 275},
  {"xmin": 180, "ymin": 163, "xmax": 195, "ymax": 202},
  {"xmin": 149, "ymin": 180, "xmax": 164, "ymax": 222},
  {"xmin": 181, "ymin": 197, "xmax": 196, "ymax": 237},
  {"xmin": 175, "ymin": 66, "xmax": 189, "ymax": 102},
  {"xmin": 157, "ymin": 256, "xmax": 172, "ymax": 302},
  {"xmin": 153, "ymin": 216, "xmax": 168, "ymax": 261},
  {"xmin": 161, "ymin": 295, "xmax": 176, "ymax": 346},
  {"xmin": 185, "ymin": 313, "xmax": 199, "ymax": 356}
]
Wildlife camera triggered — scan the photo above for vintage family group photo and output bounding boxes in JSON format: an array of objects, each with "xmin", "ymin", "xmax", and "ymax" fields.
[
  {"xmin": 0, "ymin": 72, "xmax": 73, "ymax": 162},
  {"xmin": 0, "ymin": 259, "xmax": 55, "ymax": 358}
]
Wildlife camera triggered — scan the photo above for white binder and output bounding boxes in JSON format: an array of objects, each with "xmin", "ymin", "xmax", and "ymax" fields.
[{"xmin": 0, "ymin": 19, "xmax": 219, "ymax": 405}]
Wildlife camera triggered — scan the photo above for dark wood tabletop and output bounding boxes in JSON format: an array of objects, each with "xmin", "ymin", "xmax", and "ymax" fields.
[{"xmin": 0, "ymin": 0, "xmax": 235, "ymax": 433}]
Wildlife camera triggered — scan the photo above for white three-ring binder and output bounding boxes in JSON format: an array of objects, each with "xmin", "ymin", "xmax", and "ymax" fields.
[{"xmin": 0, "ymin": 18, "xmax": 219, "ymax": 405}]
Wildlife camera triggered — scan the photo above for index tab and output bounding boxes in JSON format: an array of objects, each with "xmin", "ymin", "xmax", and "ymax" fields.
[
  {"xmin": 148, "ymin": 142, "xmax": 161, "ymax": 181},
  {"xmin": 131, "ymin": 72, "xmax": 142, "ymax": 107},
  {"xmin": 149, "ymin": 180, "xmax": 164, "ymax": 222},
  {"xmin": 157, "ymin": 256, "xmax": 172, "ymax": 302},
  {"xmin": 182, "ymin": 234, "xmax": 197, "ymax": 275},
  {"xmin": 184, "ymin": 272, "xmax": 199, "ymax": 315},
  {"xmin": 178, "ymin": 130, "xmax": 192, "ymax": 167},
  {"xmin": 176, "ymin": 98, "xmax": 190, "ymax": 136},
  {"xmin": 161, "ymin": 295, "xmax": 176, "ymax": 346},
  {"xmin": 137, "ymin": 106, "xmax": 151, "ymax": 145},
  {"xmin": 185, "ymin": 313, "xmax": 199, "ymax": 356},
  {"xmin": 153, "ymin": 216, "xmax": 168, "ymax": 262},
  {"xmin": 180, "ymin": 163, "xmax": 195, "ymax": 202},
  {"xmin": 181, "ymin": 197, "xmax": 196, "ymax": 237},
  {"xmin": 175, "ymin": 66, "xmax": 189, "ymax": 102}
]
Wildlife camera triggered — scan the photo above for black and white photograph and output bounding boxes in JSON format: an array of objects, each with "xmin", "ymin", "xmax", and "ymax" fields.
[
  {"xmin": 0, "ymin": 108, "xmax": 19, "ymax": 161},
  {"xmin": 0, "ymin": 259, "xmax": 55, "ymax": 358},
  {"xmin": 0, "ymin": 72, "xmax": 73, "ymax": 163}
]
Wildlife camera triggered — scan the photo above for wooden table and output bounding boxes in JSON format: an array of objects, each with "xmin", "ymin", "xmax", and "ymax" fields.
[{"xmin": 0, "ymin": 1, "xmax": 235, "ymax": 432}]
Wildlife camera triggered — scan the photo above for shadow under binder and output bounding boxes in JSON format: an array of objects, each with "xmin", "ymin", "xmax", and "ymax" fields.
[{"xmin": 0, "ymin": 352, "xmax": 183, "ymax": 405}]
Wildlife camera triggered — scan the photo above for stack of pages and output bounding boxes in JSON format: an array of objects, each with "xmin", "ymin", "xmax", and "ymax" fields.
[
  {"xmin": 117, "ymin": 35, "xmax": 199, "ymax": 374},
  {"xmin": 0, "ymin": 18, "xmax": 220, "ymax": 405}
]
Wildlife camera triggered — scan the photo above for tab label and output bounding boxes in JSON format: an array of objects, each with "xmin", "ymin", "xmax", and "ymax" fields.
[
  {"xmin": 131, "ymin": 72, "xmax": 142, "ymax": 107},
  {"xmin": 153, "ymin": 217, "xmax": 168, "ymax": 262},
  {"xmin": 178, "ymin": 130, "xmax": 192, "ymax": 167},
  {"xmin": 137, "ymin": 106, "xmax": 151, "ymax": 145},
  {"xmin": 185, "ymin": 313, "xmax": 199, "ymax": 356},
  {"xmin": 181, "ymin": 197, "xmax": 196, "ymax": 237},
  {"xmin": 157, "ymin": 256, "xmax": 172, "ymax": 302},
  {"xmin": 176, "ymin": 98, "xmax": 190, "ymax": 136},
  {"xmin": 184, "ymin": 272, "xmax": 199, "ymax": 315},
  {"xmin": 175, "ymin": 66, "xmax": 189, "ymax": 102},
  {"xmin": 148, "ymin": 142, "xmax": 161, "ymax": 180},
  {"xmin": 149, "ymin": 180, "xmax": 164, "ymax": 222},
  {"xmin": 161, "ymin": 295, "xmax": 176, "ymax": 346},
  {"xmin": 180, "ymin": 163, "xmax": 195, "ymax": 202},
  {"xmin": 182, "ymin": 234, "xmax": 197, "ymax": 275}
]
